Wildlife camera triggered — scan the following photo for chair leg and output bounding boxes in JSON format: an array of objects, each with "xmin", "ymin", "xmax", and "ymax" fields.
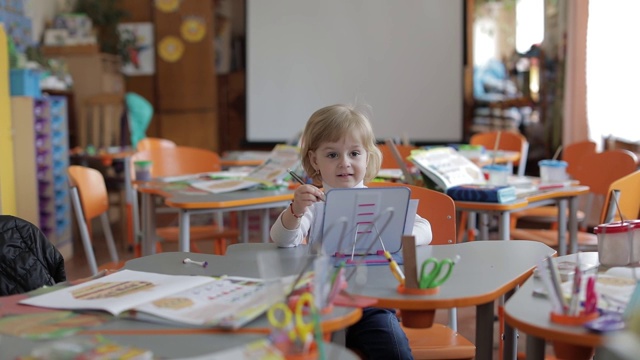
[
  {"xmin": 70, "ymin": 187, "xmax": 99, "ymax": 276},
  {"xmin": 100, "ymin": 213, "xmax": 120, "ymax": 264}
]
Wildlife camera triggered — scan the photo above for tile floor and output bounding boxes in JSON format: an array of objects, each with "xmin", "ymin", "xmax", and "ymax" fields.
[{"xmin": 63, "ymin": 210, "xmax": 559, "ymax": 360}]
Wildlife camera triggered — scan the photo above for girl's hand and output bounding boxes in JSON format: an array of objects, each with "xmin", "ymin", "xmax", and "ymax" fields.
[{"xmin": 292, "ymin": 184, "xmax": 325, "ymax": 214}]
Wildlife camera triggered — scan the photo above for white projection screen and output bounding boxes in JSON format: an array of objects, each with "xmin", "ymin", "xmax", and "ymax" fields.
[{"xmin": 246, "ymin": 0, "xmax": 464, "ymax": 144}]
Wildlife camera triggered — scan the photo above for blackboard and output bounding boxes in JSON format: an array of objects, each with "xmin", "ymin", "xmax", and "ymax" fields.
[{"xmin": 246, "ymin": 0, "xmax": 464, "ymax": 144}]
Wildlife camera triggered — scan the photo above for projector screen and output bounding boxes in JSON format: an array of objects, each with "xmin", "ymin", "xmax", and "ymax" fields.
[{"xmin": 247, "ymin": 0, "xmax": 464, "ymax": 144}]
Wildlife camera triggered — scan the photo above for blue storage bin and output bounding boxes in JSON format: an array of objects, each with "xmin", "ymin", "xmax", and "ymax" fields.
[{"xmin": 10, "ymin": 69, "xmax": 41, "ymax": 97}]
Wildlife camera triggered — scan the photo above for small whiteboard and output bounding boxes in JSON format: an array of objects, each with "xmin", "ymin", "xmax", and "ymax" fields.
[{"xmin": 319, "ymin": 187, "xmax": 410, "ymax": 256}]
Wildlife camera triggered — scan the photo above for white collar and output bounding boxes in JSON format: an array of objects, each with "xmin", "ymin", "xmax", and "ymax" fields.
[{"xmin": 321, "ymin": 181, "xmax": 365, "ymax": 192}]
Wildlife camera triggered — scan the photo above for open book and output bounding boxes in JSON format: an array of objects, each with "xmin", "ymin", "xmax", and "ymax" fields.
[
  {"xmin": 19, "ymin": 270, "xmax": 285, "ymax": 329},
  {"xmin": 409, "ymin": 147, "xmax": 485, "ymax": 190},
  {"xmin": 190, "ymin": 144, "xmax": 301, "ymax": 194}
]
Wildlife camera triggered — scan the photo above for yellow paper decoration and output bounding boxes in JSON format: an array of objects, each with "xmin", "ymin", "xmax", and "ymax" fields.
[
  {"xmin": 158, "ymin": 36, "xmax": 185, "ymax": 63},
  {"xmin": 155, "ymin": 0, "xmax": 180, "ymax": 13},
  {"xmin": 181, "ymin": 17, "xmax": 206, "ymax": 43}
]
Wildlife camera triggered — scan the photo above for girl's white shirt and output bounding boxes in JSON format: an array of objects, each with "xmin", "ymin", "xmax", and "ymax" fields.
[{"xmin": 270, "ymin": 181, "xmax": 433, "ymax": 248}]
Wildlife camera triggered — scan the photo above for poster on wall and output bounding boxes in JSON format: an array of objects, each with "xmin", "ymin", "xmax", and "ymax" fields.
[{"xmin": 118, "ymin": 22, "xmax": 155, "ymax": 76}]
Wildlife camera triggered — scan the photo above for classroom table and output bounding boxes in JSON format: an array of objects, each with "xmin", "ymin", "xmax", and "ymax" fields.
[
  {"xmin": 123, "ymin": 252, "xmax": 363, "ymax": 335},
  {"xmin": 220, "ymin": 150, "xmax": 271, "ymax": 167},
  {"xmin": 137, "ymin": 181, "xmax": 294, "ymax": 255},
  {"xmin": 455, "ymin": 184, "xmax": 589, "ymax": 256},
  {"xmin": 3, "ymin": 253, "xmax": 362, "ymax": 359},
  {"xmin": 3, "ymin": 329, "xmax": 357, "ymax": 359},
  {"xmin": 503, "ymin": 252, "xmax": 605, "ymax": 360},
  {"xmin": 225, "ymin": 240, "xmax": 556, "ymax": 360},
  {"xmin": 466, "ymin": 149, "xmax": 521, "ymax": 168}
]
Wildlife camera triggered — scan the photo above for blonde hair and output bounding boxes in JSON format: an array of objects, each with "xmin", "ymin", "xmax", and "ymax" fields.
[{"xmin": 301, "ymin": 104, "xmax": 381, "ymax": 184}]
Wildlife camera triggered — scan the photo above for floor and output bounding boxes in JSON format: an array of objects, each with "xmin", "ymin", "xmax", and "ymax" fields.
[{"xmin": 63, "ymin": 209, "xmax": 558, "ymax": 360}]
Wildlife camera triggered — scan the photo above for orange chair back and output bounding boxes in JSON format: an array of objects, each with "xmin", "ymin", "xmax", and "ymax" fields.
[
  {"xmin": 131, "ymin": 146, "xmax": 222, "ymax": 178},
  {"xmin": 68, "ymin": 165, "xmax": 109, "ymax": 221},
  {"xmin": 572, "ymin": 149, "xmax": 638, "ymax": 196},
  {"xmin": 367, "ymin": 182, "xmax": 456, "ymax": 245},
  {"xmin": 136, "ymin": 137, "xmax": 177, "ymax": 151},
  {"xmin": 470, "ymin": 131, "xmax": 528, "ymax": 167},
  {"xmin": 378, "ymin": 143, "xmax": 417, "ymax": 169},
  {"xmin": 562, "ymin": 140, "xmax": 597, "ymax": 177},
  {"xmin": 601, "ymin": 170, "xmax": 640, "ymax": 223}
]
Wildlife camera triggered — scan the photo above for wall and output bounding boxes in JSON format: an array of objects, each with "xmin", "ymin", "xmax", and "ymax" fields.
[{"xmin": 24, "ymin": 0, "xmax": 66, "ymax": 43}]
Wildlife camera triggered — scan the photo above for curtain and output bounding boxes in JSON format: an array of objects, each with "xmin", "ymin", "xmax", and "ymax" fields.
[{"xmin": 562, "ymin": 0, "xmax": 589, "ymax": 147}]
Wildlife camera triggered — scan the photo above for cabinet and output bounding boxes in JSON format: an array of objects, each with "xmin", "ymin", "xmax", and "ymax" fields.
[
  {"xmin": 12, "ymin": 96, "xmax": 72, "ymax": 258},
  {"xmin": 42, "ymin": 50, "xmax": 124, "ymax": 149},
  {"xmin": 217, "ymin": 71, "xmax": 246, "ymax": 152}
]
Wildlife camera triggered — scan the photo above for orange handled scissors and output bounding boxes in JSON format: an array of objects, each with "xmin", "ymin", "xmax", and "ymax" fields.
[{"xmin": 419, "ymin": 258, "xmax": 455, "ymax": 289}]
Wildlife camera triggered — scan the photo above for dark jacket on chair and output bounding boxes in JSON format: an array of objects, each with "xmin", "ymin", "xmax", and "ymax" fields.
[{"xmin": 0, "ymin": 215, "xmax": 66, "ymax": 296}]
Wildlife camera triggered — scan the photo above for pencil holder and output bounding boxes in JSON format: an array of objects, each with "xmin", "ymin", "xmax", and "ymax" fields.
[
  {"xmin": 396, "ymin": 284, "xmax": 439, "ymax": 295},
  {"xmin": 552, "ymin": 342, "xmax": 595, "ymax": 360},
  {"xmin": 277, "ymin": 341, "xmax": 318, "ymax": 360},
  {"xmin": 549, "ymin": 311, "xmax": 599, "ymax": 326},
  {"xmin": 399, "ymin": 309, "xmax": 435, "ymax": 329}
]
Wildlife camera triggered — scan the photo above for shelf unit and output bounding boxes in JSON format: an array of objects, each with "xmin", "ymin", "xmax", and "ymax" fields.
[{"xmin": 12, "ymin": 96, "xmax": 72, "ymax": 258}]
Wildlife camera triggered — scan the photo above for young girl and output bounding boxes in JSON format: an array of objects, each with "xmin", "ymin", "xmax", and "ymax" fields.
[{"xmin": 270, "ymin": 104, "xmax": 432, "ymax": 360}]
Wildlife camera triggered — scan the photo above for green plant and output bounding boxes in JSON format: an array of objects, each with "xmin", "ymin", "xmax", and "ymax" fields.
[{"xmin": 74, "ymin": 0, "xmax": 128, "ymax": 54}]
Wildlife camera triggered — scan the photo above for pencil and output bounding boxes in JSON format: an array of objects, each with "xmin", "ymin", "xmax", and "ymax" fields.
[
  {"xmin": 288, "ymin": 169, "xmax": 325, "ymax": 202},
  {"xmin": 288, "ymin": 169, "xmax": 305, "ymax": 185}
]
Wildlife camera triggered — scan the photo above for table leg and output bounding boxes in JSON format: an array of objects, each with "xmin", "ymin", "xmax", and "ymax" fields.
[
  {"xmin": 479, "ymin": 213, "xmax": 490, "ymax": 240},
  {"xmin": 557, "ymin": 199, "xmax": 568, "ymax": 256},
  {"xmin": 499, "ymin": 211, "xmax": 511, "ymax": 240},
  {"xmin": 178, "ymin": 210, "xmax": 191, "ymax": 252},
  {"xmin": 123, "ymin": 156, "xmax": 135, "ymax": 248},
  {"xmin": 475, "ymin": 301, "xmax": 495, "ymax": 360},
  {"xmin": 502, "ymin": 288, "xmax": 517, "ymax": 360},
  {"xmin": 141, "ymin": 192, "xmax": 156, "ymax": 256},
  {"xmin": 526, "ymin": 335, "xmax": 546, "ymax": 360},
  {"xmin": 569, "ymin": 196, "xmax": 579, "ymax": 254},
  {"xmin": 261, "ymin": 208, "xmax": 270, "ymax": 243},
  {"xmin": 241, "ymin": 211, "xmax": 250, "ymax": 243},
  {"xmin": 466, "ymin": 211, "xmax": 477, "ymax": 241}
]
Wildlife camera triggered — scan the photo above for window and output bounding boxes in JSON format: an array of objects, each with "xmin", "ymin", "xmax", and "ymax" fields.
[{"xmin": 587, "ymin": 0, "xmax": 640, "ymax": 144}]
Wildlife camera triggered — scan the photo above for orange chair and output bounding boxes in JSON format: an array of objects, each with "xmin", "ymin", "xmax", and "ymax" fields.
[
  {"xmin": 131, "ymin": 146, "xmax": 240, "ymax": 254},
  {"xmin": 136, "ymin": 137, "xmax": 177, "ymax": 151},
  {"xmin": 68, "ymin": 166, "xmax": 126, "ymax": 276},
  {"xmin": 378, "ymin": 142, "xmax": 417, "ymax": 170},
  {"xmin": 457, "ymin": 131, "xmax": 530, "ymax": 242},
  {"xmin": 511, "ymin": 150, "xmax": 639, "ymax": 250},
  {"xmin": 469, "ymin": 130, "xmax": 529, "ymax": 176},
  {"xmin": 601, "ymin": 170, "xmax": 640, "ymax": 223},
  {"xmin": 368, "ymin": 182, "xmax": 475, "ymax": 360},
  {"xmin": 510, "ymin": 140, "xmax": 598, "ymax": 230}
]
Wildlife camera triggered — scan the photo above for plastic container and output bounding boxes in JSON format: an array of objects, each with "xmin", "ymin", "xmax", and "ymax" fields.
[
  {"xmin": 482, "ymin": 164, "xmax": 510, "ymax": 186},
  {"xmin": 538, "ymin": 160, "xmax": 568, "ymax": 183},
  {"xmin": 594, "ymin": 220, "xmax": 640, "ymax": 266},
  {"xmin": 134, "ymin": 160, "xmax": 153, "ymax": 181},
  {"xmin": 9, "ymin": 68, "xmax": 41, "ymax": 97},
  {"xmin": 457, "ymin": 144, "xmax": 485, "ymax": 159}
]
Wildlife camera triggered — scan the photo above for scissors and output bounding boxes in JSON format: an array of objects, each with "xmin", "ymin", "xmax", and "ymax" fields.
[
  {"xmin": 419, "ymin": 257, "xmax": 455, "ymax": 289},
  {"xmin": 267, "ymin": 292, "xmax": 315, "ymax": 343}
]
